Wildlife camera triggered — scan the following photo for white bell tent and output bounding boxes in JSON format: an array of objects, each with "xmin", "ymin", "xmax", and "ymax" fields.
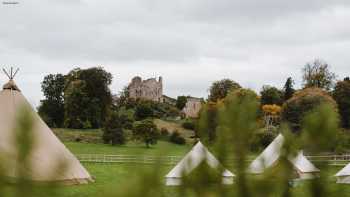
[
  {"xmin": 248, "ymin": 134, "xmax": 319, "ymax": 180},
  {"xmin": 165, "ymin": 141, "xmax": 234, "ymax": 186},
  {"xmin": 335, "ymin": 163, "xmax": 350, "ymax": 184},
  {"xmin": 0, "ymin": 68, "xmax": 93, "ymax": 184}
]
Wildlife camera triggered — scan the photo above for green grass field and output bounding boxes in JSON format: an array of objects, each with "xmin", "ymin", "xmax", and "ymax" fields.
[
  {"xmin": 56, "ymin": 141, "xmax": 350, "ymax": 197},
  {"xmin": 56, "ymin": 161, "xmax": 350, "ymax": 197},
  {"xmin": 30, "ymin": 127, "xmax": 350, "ymax": 196},
  {"xmin": 58, "ymin": 141, "xmax": 191, "ymax": 197},
  {"xmin": 3, "ymin": 139, "xmax": 348, "ymax": 197},
  {"xmin": 56, "ymin": 164, "xmax": 173, "ymax": 197},
  {"xmin": 64, "ymin": 140, "xmax": 191, "ymax": 156}
]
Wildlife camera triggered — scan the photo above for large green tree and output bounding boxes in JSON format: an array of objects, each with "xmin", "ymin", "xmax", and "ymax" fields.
[
  {"xmin": 64, "ymin": 80, "xmax": 91, "ymax": 129},
  {"xmin": 38, "ymin": 74, "xmax": 65, "ymax": 127},
  {"xmin": 283, "ymin": 77, "xmax": 295, "ymax": 101},
  {"xmin": 64, "ymin": 67, "xmax": 113, "ymax": 128},
  {"xmin": 260, "ymin": 85, "xmax": 283, "ymax": 106},
  {"xmin": 208, "ymin": 79, "xmax": 241, "ymax": 102},
  {"xmin": 333, "ymin": 78, "xmax": 350, "ymax": 128},
  {"xmin": 102, "ymin": 111, "xmax": 133, "ymax": 145},
  {"xmin": 132, "ymin": 119, "xmax": 159, "ymax": 148},
  {"xmin": 302, "ymin": 59, "xmax": 336, "ymax": 91},
  {"xmin": 197, "ymin": 102, "xmax": 219, "ymax": 143}
]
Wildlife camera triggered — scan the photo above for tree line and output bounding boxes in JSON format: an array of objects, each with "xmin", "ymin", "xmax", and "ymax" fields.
[
  {"xmin": 206, "ymin": 59, "xmax": 349, "ymax": 129},
  {"xmin": 39, "ymin": 59, "xmax": 350, "ymax": 149},
  {"xmin": 200, "ymin": 59, "xmax": 350, "ymax": 152},
  {"xmin": 7, "ymin": 66, "xmax": 346, "ymax": 197}
]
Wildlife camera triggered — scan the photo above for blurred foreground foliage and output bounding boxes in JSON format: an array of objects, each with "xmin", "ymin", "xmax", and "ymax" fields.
[{"xmin": 2, "ymin": 91, "xmax": 347, "ymax": 197}]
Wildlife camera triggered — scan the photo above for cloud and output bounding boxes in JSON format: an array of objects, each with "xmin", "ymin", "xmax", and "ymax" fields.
[{"xmin": 0, "ymin": 0, "xmax": 349, "ymax": 106}]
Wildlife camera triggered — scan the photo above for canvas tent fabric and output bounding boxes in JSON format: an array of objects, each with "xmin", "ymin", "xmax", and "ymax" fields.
[
  {"xmin": 0, "ymin": 80, "xmax": 93, "ymax": 184},
  {"xmin": 248, "ymin": 134, "xmax": 319, "ymax": 179},
  {"xmin": 165, "ymin": 141, "xmax": 234, "ymax": 186},
  {"xmin": 335, "ymin": 163, "xmax": 350, "ymax": 184},
  {"xmin": 3, "ymin": 79, "xmax": 20, "ymax": 91}
]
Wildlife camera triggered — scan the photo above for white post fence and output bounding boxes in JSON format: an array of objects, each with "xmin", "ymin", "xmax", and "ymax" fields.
[
  {"xmin": 76, "ymin": 154, "xmax": 182, "ymax": 165},
  {"xmin": 76, "ymin": 154, "xmax": 350, "ymax": 166}
]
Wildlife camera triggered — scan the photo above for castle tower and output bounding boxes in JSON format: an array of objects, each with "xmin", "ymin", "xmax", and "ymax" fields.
[{"xmin": 128, "ymin": 76, "xmax": 163, "ymax": 103}]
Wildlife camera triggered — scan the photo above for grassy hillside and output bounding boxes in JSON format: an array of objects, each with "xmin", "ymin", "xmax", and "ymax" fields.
[
  {"xmin": 154, "ymin": 119, "xmax": 195, "ymax": 139},
  {"xmin": 53, "ymin": 128, "xmax": 103, "ymax": 143},
  {"xmin": 53, "ymin": 118, "xmax": 195, "ymax": 144},
  {"xmin": 53, "ymin": 121, "xmax": 194, "ymax": 157}
]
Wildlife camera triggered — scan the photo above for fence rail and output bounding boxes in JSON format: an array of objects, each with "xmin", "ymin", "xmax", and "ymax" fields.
[
  {"xmin": 77, "ymin": 154, "xmax": 182, "ymax": 165},
  {"xmin": 76, "ymin": 154, "xmax": 350, "ymax": 166},
  {"xmin": 306, "ymin": 155, "xmax": 350, "ymax": 166}
]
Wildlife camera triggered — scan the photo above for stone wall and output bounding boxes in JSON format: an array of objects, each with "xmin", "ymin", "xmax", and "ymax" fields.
[{"xmin": 182, "ymin": 97, "xmax": 202, "ymax": 118}]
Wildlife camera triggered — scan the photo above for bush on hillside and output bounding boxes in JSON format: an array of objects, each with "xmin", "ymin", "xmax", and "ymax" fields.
[
  {"xmin": 160, "ymin": 128, "xmax": 169, "ymax": 137},
  {"xmin": 281, "ymin": 88, "xmax": 337, "ymax": 132},
  {"xmin": 182, "ymin": 120, "xmax": 195, "ymax": 130},
  {"xmin": 152, "ymin": 103, "xmax": 180, "ymax": 118},
  {"xmin": 169, "ymin": 130, "xmax": 186, "ymax": 145},
  {"xmin": 133, "ymin": 100, "xmax": 180, "ymax": 120},
  {"xmin": 134, "ymin": 101, "xmax": 154, "ymax": 120}
]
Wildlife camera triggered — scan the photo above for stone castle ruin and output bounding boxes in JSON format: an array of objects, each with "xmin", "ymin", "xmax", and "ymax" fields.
[
  {"xmin": 128, "ymin": 76, "xmax": 163, "ymax": 102},
  {"xmin": 127, "ymin": 76, "xmax": 203, "ymax": 117}
]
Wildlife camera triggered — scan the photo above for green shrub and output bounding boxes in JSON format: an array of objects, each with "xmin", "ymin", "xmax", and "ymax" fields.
[
  {"xmin": 83, "ymin": 120, "xmax": 92, "ymax": 129},
  {"xmin": 74, "ymin": 136, "xmax": 82, "ymax": 142},
  {"xmin": 133, "ymin": 100, "xmax": 180, "ymax": 120},
  {"xmin": 102, "ymin": 111, "xmax": 132, "ymax": 145},
  {"xmin": 169, "ymin": 130, "xmax": 186, "ymax": 145},
  {"xmin": 134, "ymin": 101, "xmax": 154, "ymax": 120},
  {"xmin": 182, "ymin": 120, "xmax": 195, "ymax": 130},
  {"xmin": 160, "ymin": 127, "xmax": 169, "ymax": 136},
  {"xmin": 153, "ymin": 103, "xmax": 180, "ymax": 118}
]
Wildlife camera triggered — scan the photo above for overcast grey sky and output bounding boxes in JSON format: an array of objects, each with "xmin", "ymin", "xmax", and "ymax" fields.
[{"xmin": 0, "ymin": 0, "xmax": 349, "ymax": 106}]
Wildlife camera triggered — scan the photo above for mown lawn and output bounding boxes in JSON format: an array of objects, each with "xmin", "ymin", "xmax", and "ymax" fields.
[
  {"xmin": 32, "ymin": 129, "xmax": 350, "ymax": 196},
  {"xmin": 4, "ymin": 140, "xmax": 350, "ymax": 197},
  {"xmin": 51, "ymin": 163, "xmax": 350, "ymax": 197},
  {"xmin": 57, "ymin": 163, "xmax": 173, "ymax": 197},
  {"xmin": 58, "ymin": 141, "xmax": 350, "ymax": 197},
  {"xmin": 64, "ymin": 140, "xmax": 191, "ymax": 156}
]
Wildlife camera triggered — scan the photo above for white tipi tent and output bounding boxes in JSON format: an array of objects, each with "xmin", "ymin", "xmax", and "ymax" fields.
[
  {"xmin": 335, "ymin": 163, "xmax": 350, "ymax": 183},
  {"xmin": 165, "ymin": 141, "xmax": 234, "ymax": 186},
  {"xmin": 0, "ymin": 70, "xmax": 93, "ymax": 184},
  {"xmin": 248, "ymin": 134, "xmax": 319, "ymax": 180}
]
